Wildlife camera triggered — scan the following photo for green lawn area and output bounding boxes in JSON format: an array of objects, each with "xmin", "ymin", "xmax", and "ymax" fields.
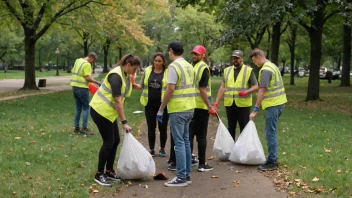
[
  {"xmin": 0, "ymin": 70, "xmax": 71, "ymax": 80},
  {"xmin": 0, "ymin": 75, "xmax": 351, "ymax": 197}
]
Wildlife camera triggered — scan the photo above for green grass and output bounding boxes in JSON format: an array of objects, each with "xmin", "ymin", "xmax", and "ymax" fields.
[
  {"xmin": 0, "ymin": 75, "xmax": 351, "ymax": 197},
  {"xmin": 0, "ymin": 70, "xmax": 71, "ymax": 80},
  {"xmin": 212, "ymin": 76, "xmax": 352, "ymax": 197}
]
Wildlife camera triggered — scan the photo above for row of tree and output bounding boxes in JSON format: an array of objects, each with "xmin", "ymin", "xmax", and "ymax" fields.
[{"xmin": 0, "ymin": 0, "xmax": 351, "ymax": 101}]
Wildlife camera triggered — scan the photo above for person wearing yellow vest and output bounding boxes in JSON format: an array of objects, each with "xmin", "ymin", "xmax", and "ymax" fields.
[
  {"xmin": 133, "ymin": 52, "xmax": 169, "ymax": 157},
  {"xmin": 249, "ymin": 48, "xmax": 287, "ymax": 171},
  {"xmin": 214, "ymin": 50, "xmax": 259, "ymax": 141},
  {"xmin": 157, "ymin": 41, "xmax": 196, "ymax": 187},
  {"xmin": 89, "ymin": 54, "xmax": 141, "ymax": 186},
  {"xmin": 70, "ymin": 52, "xmax": 101, "ymax": 135},
  {"xmin": 189, "ymin": 45, "xmax": 216, "ymax": 172}
]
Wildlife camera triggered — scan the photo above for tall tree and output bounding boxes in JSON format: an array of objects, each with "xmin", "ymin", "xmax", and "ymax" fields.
[
  {"xmin": 0, "ymin": 0, "xmax": 104, "ymax": 90},
  {"xmin": 341, "ymin": 0, "xmax": 352, "ymax": 87}
]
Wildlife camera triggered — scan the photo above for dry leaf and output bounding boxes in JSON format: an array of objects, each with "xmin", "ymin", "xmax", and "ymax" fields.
[
  {"xmin": 318, "ymin": 168, "xmax": 325, "ymax": 172},
  {"xmin": 235, "ymin": 170, "xmax": 243, "ymax": 173},
  {"xmin": 312, "ymin": 177, "xmax": 319, "ymax": 182},
  {"xmin": 299, "ymin": 165, "xmax": 307, "ymax": 169},
  {"xmin": 207, "ymin": 156, "xmax": 214, "ymax": 160},
  {"xmin": 282, "ymin": 152, "xmax": 286, "ymax": 155},
  {"xmin": 315, "ymin": 186, "xmax": 324, "ymax": 193},
  {"xmin": 324, "ymin": 149, "xmax": 332, "ymax": 153},
  {"xmin": 211, "ymin": 175, "xmax": 218, "ymax": 178},
  {"xmin": 288, "ymin": 191, "xmax": 296, "ymax": 196},
  {"xmin": 25, "ymin": 162, "xmax": 30, "ymax": 166},
  {"xmin": 14, "ymin": 137, "xmax": 21, "ymax": 140},
  {"xmin": 12, "ymin": 192, "xmax": 16, "ymax": 195},
  {"xmin": 93, "ymin": 190, "xmax": 99, "ymax": 193},
  {"xmin": 144, "ymin": 185, "xmax": 148, "ymax": 188},
  {"xmin": 336, "ymin": 169, "xmax": 341, "ymax": 174}
]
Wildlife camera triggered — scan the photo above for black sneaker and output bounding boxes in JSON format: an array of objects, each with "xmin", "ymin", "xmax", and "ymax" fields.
[
  {"xmin": 164, "ymin": 177, "xmax": 188, "ymax": 187},
  {"xmin": 150, "ymin": 150, "xmax": 155, "ymax": 157},
  {"xmin": 159, "ymin": 149, "xmax": 166, "ymax": 157},
  {"xmin": 198, "ymin": 163, "xmax": 213, "ymax": 172},
  {"xmin": 258, "ymin": 161, "xmax": 278, "ymax": 171},
  {"xmin": 94, "ymin": 173, "xmax": 111, "ymax": 186},
  {"xmin": 73, "ymin": 127, "xmax": 80, "ymax": 133},
  {"xmin": 80, "ymin": 128, "xmax": 95, "ymax": 135},
  {"xmin": 191, "ymin": 154, "xmax": 198, "ymax": 166},
  {"xmin": 186, "ymin": 176, "xmax": 192, "ymax": 184},
  {"xmin": 168, "ymin": 162, "xmax": 176, "ymax": 171},
  {"xmin": 105, "ymin": 170, "xmax": 122, "ymax": 181}
]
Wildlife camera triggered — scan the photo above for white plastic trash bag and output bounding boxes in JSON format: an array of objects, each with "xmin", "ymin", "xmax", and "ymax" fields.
[
  {"xmin": 117, "ymin": 133, "xmax": 156, "ymax": 179},
  {"xmin": 213, "ymin": 119, "xmax": 235, "ymax": 161},
  {"xmin": 229, "ymin": 120, "xmax": 266, "ymax": 165}
]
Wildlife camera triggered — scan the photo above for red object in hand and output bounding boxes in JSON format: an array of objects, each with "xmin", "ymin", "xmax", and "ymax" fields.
[
  {"xmin": 213, "ymin": 102, "xmax": 219, "ymax": 110},
  {"xmin": 209, "ymin": 108, "xmax": 217, "ymax": 115},
  {"xmin": 130, "ymin": 74, "xmax": 135, "ymax": 84},
  {"xmin": 238, "ymin": 91, "xmax": 248, "ymax": 97},
  {"xmin": 88, "ymin": 83, "xmax": 98, "ymax": 94}
]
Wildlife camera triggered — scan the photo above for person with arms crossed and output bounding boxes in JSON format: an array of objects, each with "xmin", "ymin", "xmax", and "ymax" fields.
[
  {"xmin": 70, "ymin": 52, "xmax": 101, "ymax": 135},
  {"xmin": 89, "ymin": 54, "xmax": 141, "ymax": 186},
  {"xmin": 214, "ymin": 50, "xmax": 258, "ymax": 141},
  {"xmin": 249, "ymin": 48, "xmax": 287, "ymax": 171},
  {"xmin": 157, "ymin": 41, "xmax": 196, "ymax": 187}
]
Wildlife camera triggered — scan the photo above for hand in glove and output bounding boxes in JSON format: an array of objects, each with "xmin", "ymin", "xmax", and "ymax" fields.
[
  {"xmin": 157, "ymin": 109, "xmax": 164, "ymax": 123},
  {"xmin": 213, "ymin": 102, "xmax": 219, "ymax": 110},
  {"xmin": 208, "ymin": 108, "xmax": 217, "ymax": 116},
  {"xmin": 238, "ymin": 91, "xmax": 248, "ymax": 97}
]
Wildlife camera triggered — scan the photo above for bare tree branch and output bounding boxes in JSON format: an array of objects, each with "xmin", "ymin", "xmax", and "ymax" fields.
[{"xmin": 32, "ymin": 0, "xmax": 49, "ymax": 30}]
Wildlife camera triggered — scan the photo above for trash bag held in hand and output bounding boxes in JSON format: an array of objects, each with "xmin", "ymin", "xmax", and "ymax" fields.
[
  {"xmin": 229, "ymin": 120, "xmax": 266, "ymax": 165},
  {"xmin": 213, "ymin": 119, "xmax": 235, "ymax": 161},
  {"xmin": 117, "ymin": 133, "xmax": 156, "ymax": 179}
]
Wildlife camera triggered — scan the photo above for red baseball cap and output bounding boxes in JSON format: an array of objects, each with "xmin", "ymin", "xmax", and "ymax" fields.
[{"xmin": 190, "ymin": 45, "xmax": 206, "ymax": 55}]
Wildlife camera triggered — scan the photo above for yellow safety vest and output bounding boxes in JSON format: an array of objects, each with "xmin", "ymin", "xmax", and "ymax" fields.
[
  {"xmin": 89, "ymin": 66, "xmax": 132, "ymax": 122},
  {"xmin": 194, "ymin": 61, "xmax": 211, "ymax": 110},
  {"xmin": 70, "ymin": 58, "xmax": 91, "ymax": 88},
  {"xmin": 258, "ymin": 61, "xmax": 287, "ymax": 110},
  {"xmin": 163, "ymin": 58, "xmax": 196, "ymax": 113},
  {"xmin": 140, "ymin": 66, "xmax": 161, "ymax": 106},
  {"xmin": 223, "ymin": 64, "xmax": 253, "ymax": 107}
]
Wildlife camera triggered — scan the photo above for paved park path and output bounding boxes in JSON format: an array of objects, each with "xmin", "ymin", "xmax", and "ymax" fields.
[{"xmin": 114, "ymin": 118, "xmax": 290, "ymax": 198}]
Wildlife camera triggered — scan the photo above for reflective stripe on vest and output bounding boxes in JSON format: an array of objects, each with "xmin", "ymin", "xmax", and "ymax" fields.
[
  {"xmin": 258, "ymin": 62, "xmax": 287, "ymax": 109},
  {"xmin": 70, "ymin": 59, "xmax": 89, "ymax": 87},
  {"xmin": 223, "ymin": 65, "xmax": 252, "ymax": 107},
  {"xmin": 140, "ymin": 66, "xmax": 153, "ymax": 106},
  {"xmin": 194, "ymin": 61, "xmax": 211, "ymax": 109}
]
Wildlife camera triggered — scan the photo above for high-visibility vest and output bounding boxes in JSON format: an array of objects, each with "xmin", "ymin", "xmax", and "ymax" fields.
[
  {"xmin": 89, "ymin": 66, "xmax": 132, "ymax": 122},
  {"xmin": 223, "ymin": 64, "xmax": 253, "ymax": 107},
  {"xmin": 194, "ymin": 61, "xmax": 211, "ymax": 110},
  {"xmin": 162, "ymin": 58, "xmax": 196, "ymax": 113},
  {"xmin": 140, "ymin": 66, "xmax": 160, "ymax": 106},
  {"xmin": 70, "ymin": 58, "xmax": 91, "ymax": 88},
  {"xmin": 258, "ymin": 61, "xmax": 287, "ymax": 110}
]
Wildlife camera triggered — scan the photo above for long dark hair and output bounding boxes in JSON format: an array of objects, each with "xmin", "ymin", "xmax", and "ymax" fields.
[
  {"xmin": 152, "ymin": 52, "xmax": 167, "ymax": 70},
  {"xmin": 118, "ymin": 54, "xmax": 141, "ymax": 67},
  {"xmin": 203, "ymin": 54, "xmax": 209, "ymax": 65}
]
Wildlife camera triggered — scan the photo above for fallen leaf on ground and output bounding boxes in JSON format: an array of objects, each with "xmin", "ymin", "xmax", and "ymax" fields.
[
  {"xmin": 207, "ymin": 156, "xmax": 214, "ymax": 160},
  {"xmin": 211, "ymin": 175, "xmax": 218, "ymax": 178},
  {"xmin": 288, "ymin": 191, "xmax": 296, "ymax": 196},
  {"xmin": 299, "ymin": 165, "xmax": 306, "ymax": 169},
  {"xmin": 312, "ymin": 177, "xmax": 319, "ymax": 182},
  {"xmin": 233, "ymin": 180, "xmax": 240, "ymax": 184},
  {"xmin": 315, "ymin": 186, "xmax": 324, "ymax": 193},
  {"xmin": 282, "ymin": 152, "xmax": 286, "ymax": 155},
  {"xmin": 12, "ymin": 192, "xmax": 16, "ymax": 195},
  {"xmin": 14, "ymin": 137, "xmax": 21, "ymax": 140},
  {"xmin": 144, "ymin": 185, "xmax": 148, "ymax": 188},
  {"xmin": 26, "ymin": 162, "xmax": 30, "ymax": 166},
  {"xmin": 336, "ymin": 169, "xmax": 341, "ymax": 174},
  {"xmin": 318, "ymin": 168, "xmax": 325, "ymax": 172},
  {"xmin": 235, "ymin": 170, "xmax": 243, "ymax": 173},
  {"xmin": 93, "ymin": 190, "xmax": 99, "ymax": 193}
]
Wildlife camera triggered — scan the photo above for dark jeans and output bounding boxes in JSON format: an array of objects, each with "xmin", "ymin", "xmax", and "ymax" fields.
[
  {"xmin": 90, "ymin": 108, "xmax": 120, "ymax": 173},
  {"xmin": 72, "ymin": 86, "xmax": 90, "ymax": 129},
  {"xmin": 190, "ymin": 108, "xmax": 209, "ymax": 164},
  {"xmin": 145, "ymin": 103, "xmax": 169, "ymax": 150},
  {"xmin": 225, "ymin": 102, "xmax": 250, "ymax": 141}
]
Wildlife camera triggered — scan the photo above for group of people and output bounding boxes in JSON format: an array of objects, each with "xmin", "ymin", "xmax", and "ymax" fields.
[{"xmin": 69, "ymin": 41, "xmax": 287, "ymax": 187}]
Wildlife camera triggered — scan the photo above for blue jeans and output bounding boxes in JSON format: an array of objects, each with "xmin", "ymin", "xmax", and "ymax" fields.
[
  {"xmin": 169, "ymin": 111, "xmax": 193, "ymax": 180},
  {"xmin": 265, "ymin": 104, "xmax": 285, "ymax": 163},
  {"xmin": 72, "ymin": 87, "xmax": 90, "ymax": 129}
]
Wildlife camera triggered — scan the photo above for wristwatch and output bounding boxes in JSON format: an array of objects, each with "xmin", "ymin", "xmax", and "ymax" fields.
[
  {"xmin": 253, "ymin": 105, "xmax": 259, "ymax": 112},
  {"xmin": 121, "ymin": 120, "xmax": 128, "ymax": 124}
]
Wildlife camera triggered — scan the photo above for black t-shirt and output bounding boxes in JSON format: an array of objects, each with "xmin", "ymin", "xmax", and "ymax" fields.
[
  {"xmin": 232, "ymin": 64, "xmax": 258, "ymax": 85},
  {"xmin": 198, "ymin": 68, "xmax": 209, "ymax": 87},
  {"xmin": 147, "ymin": 70, "xmax": 164, "ymax": 104},
  {"xmin": 108, "ymin": 73, "xmax": 123, "ymax": 98}
]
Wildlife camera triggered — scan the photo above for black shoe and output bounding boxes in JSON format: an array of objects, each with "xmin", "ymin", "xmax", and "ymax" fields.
[
  {"xmin": 94, "ymin": 173, "xmax": 111, "ymax": 186},
  {"xmin": 192, "ymin": 159, "xmax": 198, "ymax": 166},
  {"xmin": 150, "ymin": 150, "xmax": 155, "ymax": 157},
  {"xmin": 186, "ymin": 176, "xmax": 192, "ymax": 184},
  {"xmin": 159, "ymin": 149, "xmax": 166, "ymax": 157},
  {"xmin": 198, "ymin": 163, "xmax": 213, "ymax": 172},
  {"xmin": 164, "ymin": 177, "xmax": 188, "ymax": 187},
  {"xmin": 73, "ymin": 127, "xmax": 80, "ymax": 133},
  {"xmin": 168, "ymin": 162, "xmax": 176, "ymax": 171},
  {"xmin": 105, "ymin": 170, "xmax": 122, "ymax": 181},
  {"xmin": 258, "ymin": 161, "xmax": 278, "ymax": 171},
  {"xmin": 80, "ymin": 128, "xmax": 95, "ymax": 135}
]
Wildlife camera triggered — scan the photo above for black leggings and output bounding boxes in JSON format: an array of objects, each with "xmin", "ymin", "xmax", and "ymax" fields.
[
  {"xmin": 145, "ymin": 103, "xmax": 169, "ymax": 150},
  {"xmin": 225, "ymin": 103, "xmax": 250, "ymax": 141},
  {"xmin": 90, "ymin": 108, "xmax": 120, "ymax": 173},
  {"xmin": 190, "ymin": 108, "xmax": 209, "ymax": 164}
]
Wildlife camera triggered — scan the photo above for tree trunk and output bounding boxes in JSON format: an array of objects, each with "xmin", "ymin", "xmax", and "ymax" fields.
[
  {"xmin": 306, "ymin": 29, "xmax": 323, "ymax": 101},
  {"xmin": 341, "ymin": 23, "xmax": 351, "ymax": 87},
  {"xmin": 22, "ymin": 35, "xmax": 38, "ymax": 90},
  {"xmin": 119, "ymin": 48, "xmax": 122, "ymax": 60},
  {"xmin": 103, "ymin": 45, "xmax": 110, "ymax": 73},
  {"xmin": 83, "ymin": 40, "xmax": 89, "ymax": 57},
  {"xmin": 337, "ymin": 55, "xmax": 341, "ymax": 70},
  {"xmin": 271, "ymin": 21, "xmax": 281, "ymax": 66},
  {"xmin": 267, "ymin": 28, "xmax": 271, "ymax": 60}
]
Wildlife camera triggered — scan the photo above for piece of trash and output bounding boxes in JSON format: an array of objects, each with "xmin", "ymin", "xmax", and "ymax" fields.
[
  {"xmin": 133, "ymin": 110, "xmax": 143, "ymax": 114},
  {"xmin": 153, "ymin": 172, "xmax": 168, "ymax": 180},
  {"xmin": 211, "ymin": 175, "xmax": 218, "ymax": 178}
]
